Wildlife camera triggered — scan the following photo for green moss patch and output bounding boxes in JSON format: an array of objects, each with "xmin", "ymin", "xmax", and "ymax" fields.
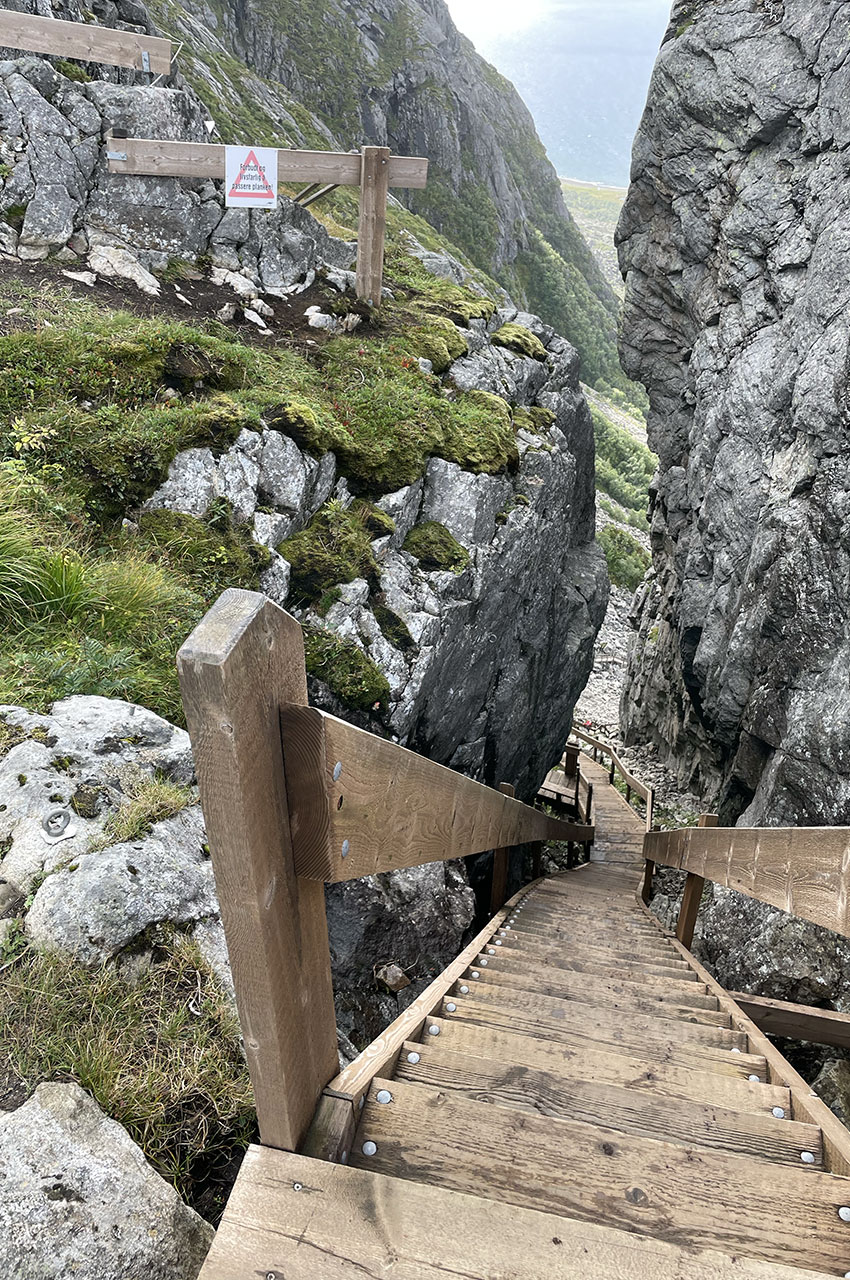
[
  {"xmin": 403, "ymin": 522, "xmax": 470, "ymax": 573},
  {"xmin": 513, "ymin": 405, "xmax": 556, "ymax": 434},
  {"xmin": 0, "ymin": 932, "xmax": 254, "ymax": 1223},
  {"xmin": 138, "ymin": 502, "xmax": 271, "ymax": 596},
  {"xmin": 303, "ymin": 629, "xmax": 390, "ymax": 712},
  {"xmin": 279, "ymin": 500, "xmax": 379, "ymax": 607},
  {"xmin": 414, "ymin": 315, "xmax": 469, "ymax": 373},
  {"xmin": 373, "ymin": 603, "xmax": 416, "ymax": 652},
  {"xmin": 492, "ymin": 323, "xmax": 548, "ymax": 361}
]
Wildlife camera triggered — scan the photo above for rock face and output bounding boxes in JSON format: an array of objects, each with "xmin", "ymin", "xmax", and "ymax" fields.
[
  {"xmin": 0, "ymin": 1083, "xmax": 213, "ymax": 1280},
  {"xmin": 147, "ymin": 301, "xmax": 607, "ymax": 798},
  {"xmin": 618, "ymin": 0, "xmax": 850, "ymax": 826}
]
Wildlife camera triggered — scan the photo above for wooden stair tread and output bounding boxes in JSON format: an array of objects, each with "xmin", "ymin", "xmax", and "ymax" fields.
[
  {"xmin": 438, "ymin": 993, "xmax": 745, "ymax": 1052},
  {"xmin": 199, "ymin": 1146, "xmax": 839, "ymax": 1280},
  {"xmin": 451, "ymin": 976, "xmax": 728, "ymax": 1025},
  {"xmin": 394, "ymin": 1044, "xmax": 822, "ymax": 1165},
  {"xmin": 352, "ymin": 1077, "xmax": 850, "ymax": 1273},
  {"xmin": 398, "ymin": 1034, "xmax": 791, "ymax": 1113},
  {"xmin": 460, "ymin": 957, "xmax": 705, "ymax": 997}
]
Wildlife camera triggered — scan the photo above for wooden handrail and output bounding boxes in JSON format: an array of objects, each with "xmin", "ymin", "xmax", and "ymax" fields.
[
  {"xmin": 281, "ymin": 704, "xmax": 593, "ymax": 882},
  {"xmin": 645, "ymin": 822, "xmax": 850, "ymax": 939},
  {"xmin": 178, "ymin": 590, "xmax": 593, "ymax": 1147}
]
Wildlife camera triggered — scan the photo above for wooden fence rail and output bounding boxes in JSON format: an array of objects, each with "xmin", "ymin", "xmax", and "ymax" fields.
[
  {"xmin": 571, "ymin": 725, "xmax": 654, "ymax": 832},
  {"xmin": 0, "ymin": 8, "xmax": 172, "ymax": 73},
  {"xmin": 178, "ymin": 590, "xmax": 593, "ymax": 1151}
]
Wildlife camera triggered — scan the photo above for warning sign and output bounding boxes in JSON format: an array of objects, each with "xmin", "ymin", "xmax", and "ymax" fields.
[{"xmin": 225, "ymin": 146, "xmax": 278, "ymax": 209}]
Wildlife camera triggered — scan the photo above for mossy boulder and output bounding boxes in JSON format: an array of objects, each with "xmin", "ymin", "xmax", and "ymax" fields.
[
  {"xmin": 373, "ymin": 603, "xmax": 416, "ymax": 652},
  {"xmin": 304, "ymin": 629, "xmax": 390, "ymax": 712},
  {"xmin": 403, "ymin": 522, "xmax": 470, "ymax": 574},
  {"xmin": 444, "ymin": 391, "xmax": 519, "ymax": 474},
  {"xmin": 415, "ymin": 315, "xmax": 469, "ymax": 374},
  {"xmin": 279, "ymin": 501, "xmax": 379, "ymax": 606},
  {"xmin": 513, "ymin": 405, "xmax": 556, "ymax": 435},
  {"xmin": 265, "ymin": 398, "xmax": 325, "ymax": 453},
  {"xmin": 137, "ymin": 503, "xmax": 270, "ymax": 595},
  {"xmin": 492, "ymin": 324, "xmax": 548, "ymax": 362}
]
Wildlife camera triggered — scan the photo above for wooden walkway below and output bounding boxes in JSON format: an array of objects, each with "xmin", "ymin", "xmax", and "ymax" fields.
[{"xmin": 201, "ymin": 755, "xmax": 850, "ymax": 1279}]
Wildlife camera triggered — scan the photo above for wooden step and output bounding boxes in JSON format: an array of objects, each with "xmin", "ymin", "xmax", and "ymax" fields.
[
  {"xmin": 199, "ymin": 1146, "xmax": 839, "ymax": 1280},
  {"xmin": 429, "ymin": 997, "xmax": 753, "ymax": 1060},
  {"xmin": 479, "ymin": 933, "xmax": 680, "ymax": 964},
  {"xmin": 398, "ymin": 1032, "xmax": 790, "ymax": 1114},
  {"xmin": 453, "ymin": 975, "xmax": 727, "ymax": 1026},
  {"xmin": 462, "ymin": 955, "xmax": 706, "ymax": 999},
  {"xmin": 395, "ymin": 1044, "xmax": 823, "ymax": 1165},
  {"xmin": 353, "ymin": 1078, "xmax": 850, "ymax": 1273},
  {"xmin": 504, "ymin": 939, "xmax": 693, "ymax": 975},
  {"xmin": 483, "ymin": 939, "xmax": 702, "ymax": 985}
]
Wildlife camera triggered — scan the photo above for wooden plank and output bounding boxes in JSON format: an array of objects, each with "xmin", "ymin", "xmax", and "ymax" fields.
[
  {"xmin": 675, "ymin": 813, "xmax": 715, "ymax": 947},
  {"xmin": 730, "ymin": 992, "xmax": 850, "ymax": 1050},
  {"xmin": 489, "ymin": 782, "xmax": 513, "ymax": 913},
  {"xmin": 492, "ymin": 931, "xmax": 682, "ymax": 963},
  {"xmin": 356, "ymin": 145, "xmax": 390, "ymax": 304},
  {"xmin": 0, "ymin": 9, "xmax": 172, "ymax": 72},
  {"xmin": 107, "ymin": 137, "xmax": 427, "ymax": 188},
  {"xmin": 431, "ymin": 997, "xmax": 750, "ymax": 1056},
  {"xmin": 177, "ymin": 589, "xmax": 338, "ymax": 1150},
  {"xmin": 645, "ymin": 823, "xmax": 850, "ymax": 937},
  {"xmin": 198, "ymin": 1146, "xmax": 837, "ymax": 1280},
  {"xmin": 474, "ymin": 952, "xmax": 700, "ymax": 984},
  {"xmin": 353, "ymin": 1078, "xmax": 850, "ymax": 1273},
  {"xmin": 279, "ymin": 705, "xmax": 592, "ymax": 882},
  {"xmin": 323, "ymin": 881, "xmax": 542, "ymax": 1104},
  {"xmin": 417, "ymin": 1023, "xmax": 785, "ymax": 1102},
  {"xmin": 396, "ymin": 1047, "xmax": 823, "ymax": 1165},
  {"xmin": 489, "ymin": 938, "xmax": 693, "ymax": 974},
  {"xmin": 444, "ymin": 980, "xmax": 730, "ymax": 1029},
  {"xmin": 458, "ymin": 958, "xmax": 706, "ymax": 1002},
  {"xmin": 300, "ymin": 1092, "xmax": 356, "ymax": 1163}
]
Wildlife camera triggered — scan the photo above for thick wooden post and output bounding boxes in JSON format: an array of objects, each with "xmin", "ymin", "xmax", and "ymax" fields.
[
  {"xmin": 490, "ymin": 782, "xmax": 514, "ymax": 913},
  {"xmin": 177, "ymin": 590, "xmax": 338, "ymax": 1151},
  {"xmin": 675, "ymin": 813, "xmax": 718, "ymax": 949},
  {"xmin": 531, "ymin": 841, "xmax": 543, "ymax": 879},
  {"xmin": 356, "ymin": 145, "xmax": 390, "ymax": 305}
]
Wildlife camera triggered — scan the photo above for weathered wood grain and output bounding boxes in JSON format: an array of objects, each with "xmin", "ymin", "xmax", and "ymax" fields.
[
  {"xmin": 0, "ymin": 9, "xmax": 171, "ymax": 72},
  {"xmin": 355, "ymin": 145, "xmax": 390, "ymax": 303},
  {"xmin": 177, "ymin": 590, "xmax": 338, "ymax": 1150},
  {"xmin": 279, "ymin": 705, "xmax": 592, "ymax": 881},
  {"xmin": 199, "ymin": 1146, "xmax": 837, "ymax": 1280},
  {"xmin": 730, "ymin": 993, "xmax": 850, "ymax": 1050},
  {"xmin": 489, "ymin": 782, "xmax": 513, "ymax": 912}
]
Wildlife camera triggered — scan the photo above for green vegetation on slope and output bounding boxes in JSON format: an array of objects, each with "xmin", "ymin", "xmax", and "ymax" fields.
[
  {"xmin": 591, "ymin": 405, "xmax": 656, "ymax": 530},
  {"xmin": 561, "ymin": 180, "xmax": 627, "ymax": 300},
  {"xmin": 0, "ymin": 931, "xmax": 254, "ymax": 1224},
  {"xmin": 598, "ymin": 525, "xmax": 650, "ymax": 592}
]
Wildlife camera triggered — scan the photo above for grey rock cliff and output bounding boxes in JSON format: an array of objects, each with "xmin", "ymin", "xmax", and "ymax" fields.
[{"xmin": 618, "ymin": 0, "xmax": 850, "ymax": 826}]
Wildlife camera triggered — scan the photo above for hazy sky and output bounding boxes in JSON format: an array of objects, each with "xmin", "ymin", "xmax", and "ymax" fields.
[{"xmin": 444, "ymin": 0, "xmax": 672, "ymax": 184}]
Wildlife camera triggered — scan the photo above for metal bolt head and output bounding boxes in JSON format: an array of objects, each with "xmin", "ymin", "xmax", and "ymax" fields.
[
  {"xmin": 376, "ymin": 1089, "xmax": 393, "ymax": 1105},
  {"xmin": 340, "ymin": 1150, "xmax": 348, "ymax": 1164},
  {"xmin": 428, "ymin": 1024, "xmax": 440, "ymax": 1036},
  {"xmin": 406, "ymin": 1051, "xmax": 420, "ymax": 1064},
  {"xmin": 293, "ymin": 1181, "xmax": 303, "ymax": 1191},
  {"xmin": 459, "ymin": 985, "xmax": 469, "ymax": 994},
  {"xmin": 471, "ymin": 970, "xmax": 480, "ymax": 978},
  {"xmin": 495, "ymin": 940, "xmax": 503, "ymax": 946},
  {"xmin": 445, "ymin": 1001, "xmax": 457, "ymax": 1012},
  {"xmin": 731, "ymin": 1047, "xmax": 742, "ymax": 1053},
  {"xmin": 333, "ymin": 761, "xmax": 343, "ymax": 781},
  {"xmin": 341, "ymin": 838, "xmax": 350, "ymax": 858},
  {"xmin": 479, "ymin": 957, "xmax": 488, "ymax": 966},
  {"xmin": 487, "ymin": 948, "xmax": 495, "ymax": 955},
  {"xmin": 362, "ymin": 1141, "xmax": 377, "ymax": 1157},
  {"xmin": 748, "ymin": 1074, "xmax": 761, "ymax": 1082},
  {"xmin": 800, "ymin": 1151, "xmax": 815, "ymax": 1164},
  {"xmin": 772, "ymin": 1107, "xmax": 786, "ymax": 1119},
  {"xmin": 839, "ymin": 1206, "xmax": 850, "ymax": 1223}
]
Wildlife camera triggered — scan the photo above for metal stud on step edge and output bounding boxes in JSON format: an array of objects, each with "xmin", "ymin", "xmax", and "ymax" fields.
[
  {"xmin": 407, "ymin": 1051, "xmax": 420, "ymax": 1064},
  {"xmin": 362, "ymin": 1141, "xmax": 377, "ymax": 1157},
  {"xmin": 772, "ymin": 1107, "xmax": 786, "ymax": 1119},
  {"xmin": 839, "ymin": 1206, "xmax": 850, "ymax": 1223},
  {"xmin": 333, "ymin": 761, "xmax": 343, "ymax": 781},
  {"xmin": 376, "ymin": 1089, "xmax": 393, "ymax": 1105},
  {"xmin": 800, "ymin": 1151, "xmax": 815, "ymax": 1164},
  {"xmin": 471, "ymin": 970, "xmax": 480, "ymax": 978},
  {"xmin": 748, "ymin": 1075, "xmax": 761, "ymax": 1082},
  {"xmin": 487, "ymin": 948, "xmax": 495, "ymax": 955},
  {"xmin": 429, "ymin": 1025, "xmax": 440, "ymax": 1036},
  {"xmin": 479, "ymin": 957, "xmax": 488, "ymax": 966},
  {"xmin": 445, "ymin": 1002, "xmax": 457, "ymax": 1012},
  {"xmin": 459, "ymin": 985, "xmax": 469, "ymax": 994}
]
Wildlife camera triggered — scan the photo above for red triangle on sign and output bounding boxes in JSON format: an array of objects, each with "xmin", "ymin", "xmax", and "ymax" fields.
[{"xmin": 228, "ymin": 149, "xmax": 276, "ymax": 200}]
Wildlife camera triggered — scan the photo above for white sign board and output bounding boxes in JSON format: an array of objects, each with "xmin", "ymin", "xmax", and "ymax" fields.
[{"xmin": 225, "ymin": 145, "xmax": 278, "ymax": 209}]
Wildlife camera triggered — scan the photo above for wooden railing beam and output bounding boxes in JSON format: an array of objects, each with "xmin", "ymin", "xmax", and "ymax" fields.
[
  {"xmin": 0, "ymin": 9, "xmax": 172, "ymax": 73},
  {"xmin": 729, "ymin": 994, "xmax": 850, "ymax": 1050}
]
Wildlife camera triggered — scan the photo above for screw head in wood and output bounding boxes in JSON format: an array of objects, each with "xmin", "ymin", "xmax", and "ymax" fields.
[
  {"xmin": 495, "ymin": 940, "xmax": 503, "ymax": 946},
  {"xmin": 445, "ymin": 1002, "xmax": 457, "ymax": 1012},
  {"xmin": 479, "ymin": 957, "xmax": 488, "ymax": 966},
  {"xmin": 772, "ymin": 1107, "xmax": 786, "ymax": 1119},
  {"xmin": 333, "ymin": 761, "xmax": 343, "ymax": 781},
  {"xmin": 471, "ymin": 970, "xmax": 480, "ymax": 978},
  {"xmin": 839, "ymin": 1206, "xmax": 850, "ymax": 1222},
  {"xmin": 362, "ymin": 1141, "xmax": 377, "ymax": 1156},
  {"xmin": 428, "ymin": 1024, "xmax": 440, "ymax": 1035},
  {"xmin": 731, "ymin": 1047, "xmax": 742, "ymax": 1053},
  {"xmin": 406, "ymin": 1051, "xmax": 420, "ymax": 1064},
  {"xmin": 376, "ymin": 1089, "xmax": 393, "ymax": 1104},
  {"xmin": 487, "ymin": 948, "xmax": 495, "ymax": 955},
  {"xmin": 459, "ymin": 985, "xmax": 469, "ymax": 994},
  {"xmin": 748, "ymin": 1074, "xmax": 761, "ymax": 1082},
  {"xmin": 340, "ymin": 1150, "xmax": 348, "ymax": 1163},
  {"xmin": 293, "ymin": 1182, "xmax": 303, "ymax": 1191},
  {"xmin": 341, "ymin": 838, "xmax": 350, "ymax": 858},
  {"xmin": 800, "ymin": 1151, "xmax": 815, "ymax": 1164}
]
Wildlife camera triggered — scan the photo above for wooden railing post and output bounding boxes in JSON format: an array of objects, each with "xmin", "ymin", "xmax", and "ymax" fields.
[
  {"xmin": 640, "ymin": 859, "xmax": 655, "ymax": 905},
  {"xmin": 531, "ymin": 841, "xmax": 543, "ymax": 879},
  {"xmin": 675, "ymin": 813, "xmax": 717, "ymax": 949},
  {"xmin": 490, "ymin": 783, "xmax": 514, "ymax": 912},
  {"xmin": 356, "ymin": 145, "xmax": 390, "ymax": 304},
  {"xmin": 177, "ymin": 589, "xmax": 339, "ymax": 1152}
]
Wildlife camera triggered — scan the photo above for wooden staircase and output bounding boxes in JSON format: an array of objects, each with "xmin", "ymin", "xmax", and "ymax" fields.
[{"xmin": 200, "ymin": 746, "xmax": 850, "ymax": 1279}]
